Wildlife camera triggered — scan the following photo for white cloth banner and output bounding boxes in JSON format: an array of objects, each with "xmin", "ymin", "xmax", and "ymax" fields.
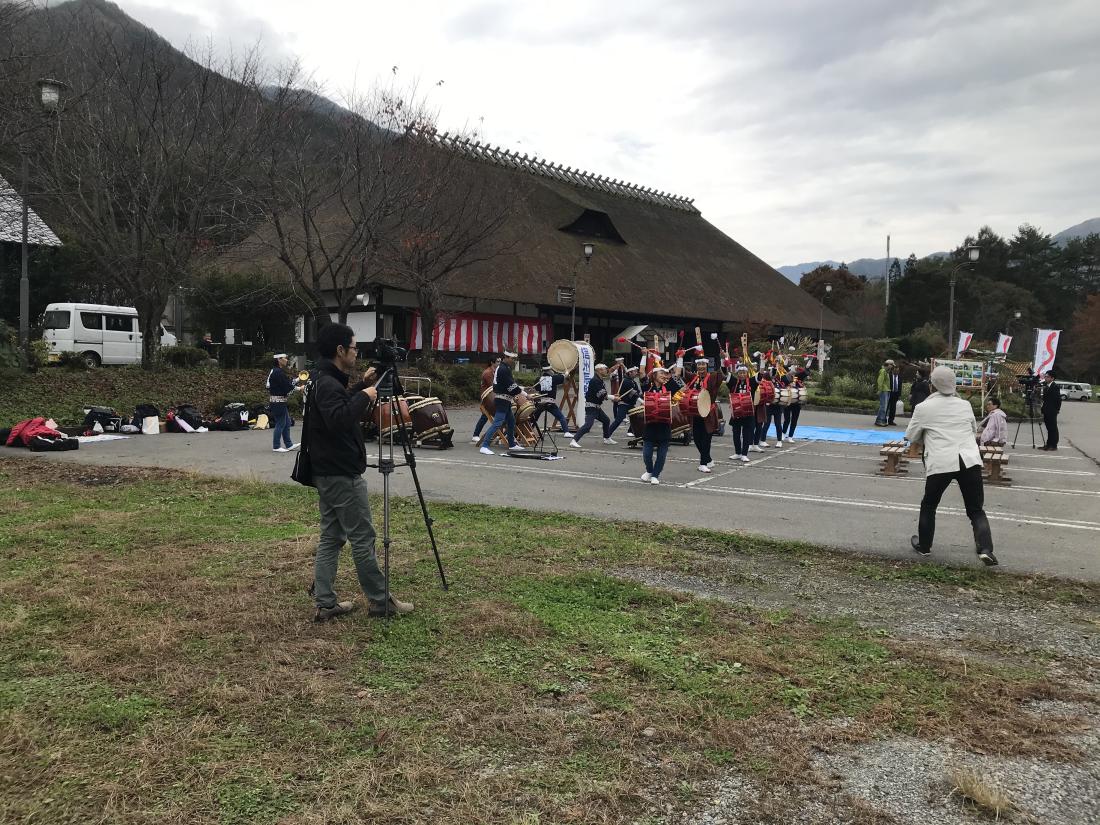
[
  {"xmin": 955, "ymin": 331, "xmax": 974, "ymax": 357},
  {"xmin": 995, "ymin": 333, "xmax": 1012, "ymax": 355},
  {"xmin": 1033, "ymin": 329, "xmax": 1061, "ymax": 375},
  {"xmin": 575, "ymin": 341, "xmax": 596, "ymax": 399}
]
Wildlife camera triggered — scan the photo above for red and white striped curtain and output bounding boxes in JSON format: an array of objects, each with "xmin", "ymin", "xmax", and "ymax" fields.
[{"xmin": 408, "ymin": 312, "xmax": 551, "ymax": 355}]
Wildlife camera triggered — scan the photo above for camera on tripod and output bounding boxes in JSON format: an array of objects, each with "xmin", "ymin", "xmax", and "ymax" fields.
[{"xmin": 366, "ymin": 337, "xmax": 407, "ymax": 399}]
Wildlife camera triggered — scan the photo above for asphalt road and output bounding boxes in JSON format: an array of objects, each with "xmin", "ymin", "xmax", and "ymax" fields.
[{"xmin": 6, "ymin": 402, "xmax": 1100, "ymax": 581}]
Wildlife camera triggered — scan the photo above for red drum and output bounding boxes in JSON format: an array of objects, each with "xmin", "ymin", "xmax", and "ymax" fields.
[
  {"xmin": 643, "ymin": 390, "xmax": 672, "ymax": 423},
  {"xmin": 408, "ymin": 396, "xmax": 450, "ymax": 439},
  {"xmin": 375, "ymin": 397, "xmax": 412, "ymax": 439},
  {"xmin": 730, "ymin": 390, "xmax": 754, "ymax": 419},
  {"xmin": 758, "ymin": 379, "xmax": 776, "ymax": 405},
  {"xmin": 679, "ymin": 387, "xmax": 702, "ymax": 417}
]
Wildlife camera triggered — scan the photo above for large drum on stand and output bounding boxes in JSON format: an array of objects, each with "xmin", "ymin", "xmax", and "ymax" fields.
[
  {"xmin": 375, "ymin": 397, "xmax": 412, "ymax": 442},
  {"xmin": 408, "ymin": 396, "xmax": 453, "ymax": 448}
]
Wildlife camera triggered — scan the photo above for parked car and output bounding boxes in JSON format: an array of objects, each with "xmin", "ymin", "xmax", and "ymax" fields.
[
  {"xmin": 41, "ymin": 302, "xmax": 177, "ymax": 367},
  {"xmin": 1054, "ymin": 380, "xmax": 1093, "ymax": 401}
]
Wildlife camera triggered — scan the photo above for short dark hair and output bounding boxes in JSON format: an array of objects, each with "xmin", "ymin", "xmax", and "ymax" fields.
[
  {"xmin": 317, "ymin": 323, "xmax": 355, "ymax": 358},
  {"xmin": 988, "ymin": 397, "xmax": 1001, "ymax": 407}
]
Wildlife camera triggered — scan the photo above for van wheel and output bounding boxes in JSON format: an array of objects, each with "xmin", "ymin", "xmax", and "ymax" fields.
[{"xmin": 82, "ymin": 351, "xmax": 101, "ymax": 369}]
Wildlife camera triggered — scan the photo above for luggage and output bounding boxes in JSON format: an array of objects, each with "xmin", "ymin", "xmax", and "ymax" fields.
[
  {"xmin": 82, "ymin": 406, "xmax": 121, "ymax": 433},
  {"xmin": 29, "ymin": 434, "xmax": 79, "ymax": 451},
  {"xmin": 166, "ymin": 404, "xmax": 204, "ymax": 433}
]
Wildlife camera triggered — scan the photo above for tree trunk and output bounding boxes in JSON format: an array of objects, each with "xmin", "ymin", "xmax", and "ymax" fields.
[
  {"xmin": 137, "ymin": 298, "xmax": 169, "ymax": 370},
  {"xmin": 418, "ymin": 300, "xmax": 437, "ymax": 362}
]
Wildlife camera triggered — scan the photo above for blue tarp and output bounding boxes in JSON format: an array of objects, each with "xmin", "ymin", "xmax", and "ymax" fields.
[{"xmin": 794, "ymin": 425, "xmax": 906, "ymax": 445}]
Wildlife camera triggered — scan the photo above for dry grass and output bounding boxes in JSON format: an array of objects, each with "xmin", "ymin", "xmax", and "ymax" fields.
[
  {"xmin": 948, "ymin": 766, "xmax": 1016, "ymax": 819},
  {"xmin": 0, "ymin": 456, "xmax": 1095, "ymax": 824}
]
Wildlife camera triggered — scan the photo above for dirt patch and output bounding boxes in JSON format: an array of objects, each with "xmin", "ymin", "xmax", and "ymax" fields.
[{"xmin": 0, "ymin": 455, "xmax": 185, "ymax": 486}]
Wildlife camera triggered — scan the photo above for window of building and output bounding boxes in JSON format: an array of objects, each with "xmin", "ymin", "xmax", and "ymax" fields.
[{"xmin": 558, "ymin": 209, "xmax": 627, "ymax": 244}]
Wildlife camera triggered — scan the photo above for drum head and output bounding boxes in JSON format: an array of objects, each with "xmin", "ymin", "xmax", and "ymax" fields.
[
  {"xmin": 696, "ymin": 388, "xmax": 712, "ymax": 418},
  {"xmin": 547, "ymin": 339, "xmax": 579, "ymax": 373}
]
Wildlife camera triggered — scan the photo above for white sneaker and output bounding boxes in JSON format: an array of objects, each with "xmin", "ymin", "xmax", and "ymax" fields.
[
  {"xmin": 273, "ymin": 446, "xmax": 288, "ymax": 452},
  {"xmin": 569, "ymin": 440, "xmax": 582, "ymax": 448},
  {"xmin": 707, "ymin": 461, "xmax": 715, "ymax": 468},
  {"xmin": 698, "ymin": 465, "xmax": 711, "ymax": 473},
  {"xmin": 640, "ymin": 472, "xmax": 652, "ymax": 482},
  {"xmin": 650, "ymin": 477, "xmax": 660, "ymax": 485},
  {"xmin": 560, "ymin": 432, "xmax": 573, "ymax": 439},
  {"xmin": 749, "ymin": 444, "xmax": 763, "ymax": 453},
  {"xmin": 603, "ymin": 437, "xmax": 617, "ymax": 445},
  {"xmin": 479, "ymin": 446, "xmax": 495, "ymax": 455},
  {"xmin": 287, "ymin": 443, "xmax": 300, "ymax": 451},
  {"xmin": 470, "ymin": 434, "xmax": 480, "ymax": 443},
  {"xmin": 626, "ymin": 431, "xmax": 634, "ymax": 437},
  {"xmin": 508, "ymin": 444, "xmax": 526, "ymax": 451},
  {"xmin": 786, "ymin": 435, "xmax": 795, "ymax": 442},
  {"xmin": 776, "ymin": 440, "xmax": 783, "ymax": 447},
  {"xmin": 740, "ymin": 455, "xmax": 750, "ymax": 463}
]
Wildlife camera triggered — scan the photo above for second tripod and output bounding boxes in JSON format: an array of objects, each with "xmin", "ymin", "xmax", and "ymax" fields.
[{"xmin": 369, "ymin": 363, "xmax": 449, "ymax": 619}]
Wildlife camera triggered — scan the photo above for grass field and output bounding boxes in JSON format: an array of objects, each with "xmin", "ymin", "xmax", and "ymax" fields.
[{"xmin": 1, "ymin": 457, "xmax": 1096, "ymax": 824}]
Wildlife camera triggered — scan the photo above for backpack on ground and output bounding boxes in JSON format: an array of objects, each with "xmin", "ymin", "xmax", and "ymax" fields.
[{"xmin": 82, "ymin": 406, "xmax": 121, "ymax": 433}]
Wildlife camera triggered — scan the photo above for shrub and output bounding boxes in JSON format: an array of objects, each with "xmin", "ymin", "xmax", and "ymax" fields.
[
  {"xmin": 55, "ymin": 350, "xmax": 90, "ymax": 370},
  {"xmin": 159, "ymin": 345, "xmax": 212, "ymax": 368},
  {"xmin": 829, "ymin": 373, "xmax": 874, "ymax": 399}
]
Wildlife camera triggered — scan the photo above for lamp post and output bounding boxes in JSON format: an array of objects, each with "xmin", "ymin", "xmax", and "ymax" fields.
[
  {"xmin": 569, "ymin": 242, "xmax": 594, "ymax": 341},
  {"xmin": 817, "ymin": 283, "xmax": 832, "ymax": 342},
  {"xmin": 947, "ymin": 245, "xmax": 981, "ymax": 349},
  {"xmin": 18, "ymin": 77, "xmax": 66, "ymax": 361}
]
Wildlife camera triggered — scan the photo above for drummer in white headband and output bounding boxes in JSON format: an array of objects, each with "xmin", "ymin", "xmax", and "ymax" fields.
[{"xmin": 570, "ymin": 362, "xmax": 617, "ymax": 448}]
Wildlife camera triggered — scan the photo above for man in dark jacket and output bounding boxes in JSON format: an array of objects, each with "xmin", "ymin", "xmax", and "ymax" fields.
[
  {"xmin": 307, "ymin": 322, "xmax": 413, "ymax": 621},
  {"xmin": 267, "ymin": 353, "xmax": 298, "ymax": 452},
  {"xmin": 570, "ymin": 363, "xmax": 616, "ymax": 447},
  {"xmin": 1041, "ymin": 370, "xmax": 1062, "ymax": 450},
  {"xmin": 479, "ymin": 349, "xmax": 525, "ymax": 455},
  {"xmin": 909, "ymin": 369, "xmax": 931, "ymax": 408}
]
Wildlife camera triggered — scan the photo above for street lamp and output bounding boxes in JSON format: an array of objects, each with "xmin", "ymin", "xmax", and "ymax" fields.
[
  {"xmin": 947, "ymin": 245, "xmax": 980, "ymax": 349},
  {"xmin": 569, "ymin": 242, "xmax": 595, "ymax": 341},
  {"xmin": 19, "ymin": 78, "xmax": 67, "ymax": 360},
  {"xmin": 818, "ymin": 283, "xmax": 832, "ymax": 342}
]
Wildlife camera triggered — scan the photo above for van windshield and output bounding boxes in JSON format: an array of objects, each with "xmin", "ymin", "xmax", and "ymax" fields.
[{"xmin": 43, "ymin": 310, "xmax": 70, "ymax": 329}]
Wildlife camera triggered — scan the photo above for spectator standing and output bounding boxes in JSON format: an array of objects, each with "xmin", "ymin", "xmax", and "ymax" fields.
[
  {"xmin": 1041, "ymin": 371, "xmax": 1062, "ymax": 450},
  {"xmin": 267, "ymin": 353, "xmax": 299, "ymax": 452},
  {"xmin": 887, "ymin": 363, "xmax": 902, "ymax": 425},
  {"xmin": 905, "ymin": 365, "xmax": 997, "ymax": 566},
  {"xmin": 909, "ymin": 369, "xmax": 931, "ymax": 408},
  {"xmin": 874, "ymin": 359, "xmax": 895, "ymax": 426}
]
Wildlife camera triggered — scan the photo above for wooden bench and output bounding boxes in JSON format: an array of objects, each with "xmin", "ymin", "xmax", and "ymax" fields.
[
  {"xmin": 878, "ymin": 440, "xmax": 911, "ymax": 476},
  {"xmin": 980, "ymin": 445, "xmax": 1011, "ymax": 486}
]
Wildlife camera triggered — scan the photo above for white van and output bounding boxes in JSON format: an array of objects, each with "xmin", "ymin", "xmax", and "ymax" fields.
[
  {"xmin": 41, "ymin": 303, "xmax": 177, "ymax": 367},
  {"xmin": 1054, "ymin": 380, "xmax": 1093, "ymax": 401}
]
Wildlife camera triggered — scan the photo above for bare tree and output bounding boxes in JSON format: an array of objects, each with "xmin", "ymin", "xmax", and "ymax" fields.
[
  {"xmin": 245, "ymin": 77, "xmax": 430, "ymax": 331},
  {"xmin": 380, "ymin": 129, "xmax": 522, "ymax": 360},
  {"xmin": 26, "ymin": 6, "xmax": 274, "ymax": 367}
]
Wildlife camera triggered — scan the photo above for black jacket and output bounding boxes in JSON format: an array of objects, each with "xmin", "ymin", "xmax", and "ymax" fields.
[
  {"xmin": 267, "ymin": 366, "xmax": 294, "ymax": 397},
  {"xmin": 492, "ymin": 362, "xmax": 522, "ymax": 400},
  {"xmin": 1042, "ymin": 380, "xmax": 1062, "ymax": 415},
  {"xmin": 910, "ymin": 378, "xmax": 931, "ymax": 407},
  {"xmin": 584, "ymin": 375, "xmax": 608, "ymax": 407},
  {"xmin": 615, "ymin": 375, "xmax": 640, "ymax": 407},
  {"xmin": 307, "ymin": 359, "xmax": 373, "ymax": 477}
]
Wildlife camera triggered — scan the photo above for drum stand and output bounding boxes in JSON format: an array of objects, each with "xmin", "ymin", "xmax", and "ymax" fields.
[
  {"xmin": 507, "ymin": 409, "xmax": 561, "ymax": 460},
  {"xmin": 370, "ymin": 365, "xmax": 449, "ymax": 618}
]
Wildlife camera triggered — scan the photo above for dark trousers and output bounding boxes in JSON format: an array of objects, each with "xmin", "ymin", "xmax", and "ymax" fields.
[
  {"xmin": 731, "ymin": 416, "xmax": 755, "ymax": 457},
  {"xmin": 766, "ymin": 404, "xmax": 783, "ymax": 440},
  {"xmin": 918, "ymin": 458, "xmax": 993, "ymax": 554},
  {"xmin": 783, "ymin": 404, "xmax": 801, "ymax": 436},
  {"xmin": 270, "ymin": 402, "xmax": 293, "ymax": 449},
  {"xmin": 607, "ymin": 403, "xmax": 631, "ymax": 436},
  {"xmin": 481, "ymin": 398, "xmax": 516, "ymax": 448},
  {"xmin": 692, "ymin": 417, "xmax": 712, "ymax": 465},
  {"xmin": 1043, "ymin": 410, "xmax": 1059, "ymax": 448},
  {"xmin": 472, "ymin": 412, "xmax": 488, "ymax": 436},
  {"xmin": 887, "ymin": 391, "xmax": 901, "ymax": 424},
  {"xmin": 643, "ymin": 440, "xmax": 669, "ymax": 477},
  {"xmin": 574, "ymin": 406, "xmax": 611, "ymax": 441}
]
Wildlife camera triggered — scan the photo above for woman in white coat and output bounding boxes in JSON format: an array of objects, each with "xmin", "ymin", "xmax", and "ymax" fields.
[{"xmin": 904, "ymin": 365, "xmax": 997, "ymax": 566}]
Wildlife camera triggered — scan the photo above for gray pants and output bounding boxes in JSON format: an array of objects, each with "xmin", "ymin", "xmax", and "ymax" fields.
[{"xmin": 313, "ymin": 475, "xmax": 387, "ymax": 608}]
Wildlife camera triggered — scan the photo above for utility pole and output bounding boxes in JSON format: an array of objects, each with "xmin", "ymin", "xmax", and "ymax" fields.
[{"xmin": 884, "ymin": 234, "xmax": 890, "ymax": 308}]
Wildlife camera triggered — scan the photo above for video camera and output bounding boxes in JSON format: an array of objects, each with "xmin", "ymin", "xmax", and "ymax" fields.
[{"xmin": 368, "ymin": 337, "xmax": 407, "ymax": 366}]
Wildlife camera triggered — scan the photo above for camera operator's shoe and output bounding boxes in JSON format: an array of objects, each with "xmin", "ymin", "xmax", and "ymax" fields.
[
  {"xmin": 910, "ymin": 535, "xmax": 931, "ymax": 557},
  {"xmin": 368, "ymin": 595, "xmax": 414, "ymax": 617},
  {"xmin": 314, "ymin": 601, "xmax": 357, "ymax": 623},
  {"xmin": 978, "ymin": 548, "xmax": 999, "ymax": 566}
]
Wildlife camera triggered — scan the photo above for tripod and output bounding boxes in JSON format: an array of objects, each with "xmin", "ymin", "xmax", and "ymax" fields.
[
  {"xmin": 1011, "ymin": 387, "xmax": 1045, "ymax": 449},
  {"xmin": 369, "ymin": 363, "xmax": 449, "ymax": 618}
]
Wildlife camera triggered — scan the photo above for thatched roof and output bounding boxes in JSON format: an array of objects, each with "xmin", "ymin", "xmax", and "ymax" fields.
[{"xmin": 0, "ymin": 175, "xmax": 62, "ymax": 247}]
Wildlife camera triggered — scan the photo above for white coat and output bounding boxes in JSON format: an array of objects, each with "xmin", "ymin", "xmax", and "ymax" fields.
[{"xmin": 904, "ymin": 392, "xmax": 982, "ymax": 476}]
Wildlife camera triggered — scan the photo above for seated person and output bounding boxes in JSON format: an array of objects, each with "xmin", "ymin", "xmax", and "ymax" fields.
[{"xmin": 978, "ymin": 398, "xmax": 1007, "ymax": 446}]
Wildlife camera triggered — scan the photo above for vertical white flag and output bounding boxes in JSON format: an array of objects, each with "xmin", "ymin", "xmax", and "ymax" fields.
[
  {"xmin": 1032, "ymin": 329, "xmax": 1061, "ymax": 375},
  {"xmin": 956, "ymin": 331, "xmax": 974, "ymax": 357},
  {"xmin": 995, "ymin": 333, "xmax": 1012, "ymax": 355}
]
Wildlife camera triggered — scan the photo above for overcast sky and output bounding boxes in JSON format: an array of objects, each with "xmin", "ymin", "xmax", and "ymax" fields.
[{"xmin": 111, "ymin": 0, "xmax": 1100, "ymax": 267}]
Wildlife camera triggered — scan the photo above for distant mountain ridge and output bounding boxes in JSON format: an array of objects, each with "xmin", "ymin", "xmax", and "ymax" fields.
[{"xmin": 778, "ymin": 217, "xmax": 1099, "ymax": 283}]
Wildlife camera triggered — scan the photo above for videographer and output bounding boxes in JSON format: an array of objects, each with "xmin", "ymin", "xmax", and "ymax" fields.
[
  {"xmin": 1041, "ymin": 370, "xmax": 1062, "ymax": 451},
  {"xmin": 308, "ymin": 323, "xmax": 413, "ymax": 621}
]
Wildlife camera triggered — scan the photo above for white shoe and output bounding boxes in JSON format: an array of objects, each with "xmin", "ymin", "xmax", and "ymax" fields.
[
  {"xmin": 470, "ymin": 434, "xmax": 480, "ymax": 443},
  {"xmin": 287, "ymin": 443, "xmax": 300, "ymax": 451},
  {"xmin": 749, "ymin": 445, "xmax": 763, "ymax": 453},
  {"xmin": 640, "ymin": 472, "xmax": 652, "ymax": 482},
  {"xmin": 603, "ymin": 437, "xmax": 617, "ymax": 445},
  {"xmin": 273, "ymin": 447, "xmax": 288, "ymax": 452},
  {"xmin": 776, "ymin": 440, "xmax": 783, "ymax": 447},
  {"xmin": 508, "ymin": 444, "xmax": 526, "ymax": 451},
  {"xmin": 729, "ymin": 454, "xmax": 740, "ymax": 460},
  {"xmin": 786, "ymin": 435, "xmax": 795, "ymax": 442},
  {"xmin": 650, "ymin": 477, "xmax": 660, "ymax": 485},
  {"xmin": 698, "ymin": 465, "xmax": 711, "ymax": 473},
  {"xmin": 569, "ymin": 440, "xmax": 582, "ymax": 448},
  {"xmin": 560, "ymin": 432, "xmax": 573, "ymax": 439},
  {"xmin": 707, "ymin": 461, "xmax": 715, "ymax": 468},
  {"xmin": 740, "ymin": 455, "xmax": 750, "ymax": 463},
  {"xmin": 626, "ymin": 431, "xmax": 634, "ymax": 437},
  {"xmin": 479, "ymin": 446, "xmax": 495, "ymax": 455}
]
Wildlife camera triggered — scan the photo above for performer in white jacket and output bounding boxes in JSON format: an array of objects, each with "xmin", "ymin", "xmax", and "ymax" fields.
[{"xmin": 904, "ymin": 365, "xmax": 997, "ymax": 566}]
